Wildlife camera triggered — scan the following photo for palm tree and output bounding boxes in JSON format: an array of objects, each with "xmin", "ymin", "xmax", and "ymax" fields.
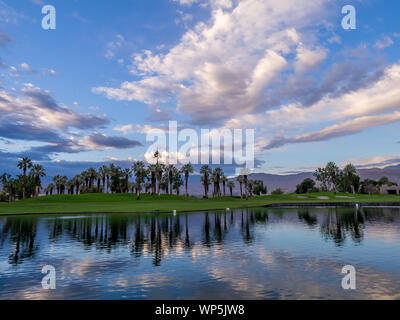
[
  {"xmin": 227, "ymin": 181, "xmax": 235, "ymax": 197},
  {"xmin": 181, "ymin": 163, "xmax": 194, "ymax": 200},
  {"xmin": 123, "ymin": 168, "xmax": 132, "ymax": 193},
  {"xmin": 213, "ymin": 168, "xmax": 223, "ymax": 196},
  {"xmin": 236, "ymin": 175, "xmax": 244, "ymax": 199},
  {"xmin": 80, "ymin": 170, "xmax": 91, "ymax": 192},
  {"xmin": 52, "ymin": 175, "xmax": 61, "ymax": 194},
  {"xmin": 45, "ymin": 183, "xmax": 55, "ymax": 196},
  {"xmin": 221, "ymin": 174, "xmax": 227, "ymax": 196},
  {"xmin": 66, "ymin": 179, "xmax": 74, "ymax": 194},
  {"xmin": 200, "ymin": 165, "xmax": 211, "ymax": 199},
  {"xmin": 240, "ymin": 168, "xmax": 250, "ymax": 200},
  {"xmin": 99, "ymin": 165, "xmax": 109, "ymax": 193},
  {"xmin": 87, "ymin": 168, "xmax": 97, "ymax": 192},
  {"xmin": 17, "ymin": 157, "xmax": 32, "ymax": 200},
  {"xmin": 155, "ymin": 163, "xmax": 165, "ymax": 199},
  {"xmin": 30, "ymin": 164, "xmax": 46, "ymax": 200},
  {"xmin": 153, "ymin": 151, "xmax": 164, "ymax": 199},
  {"xmin": 72, "ymin": 175, "xmax": 81, "ymax": 195},
  {"xmin": 165, "ymin": 164, "xmax": 176, "ymax": 195},
  {"xmin": 132, "ymin": 161, "xmax": 146, "ymax": 200},
  {"xmin": 148, "ymin": 164, "xmax": 157, "ymax": 194},
  {"xmin": 173, "ymin": 170, "xmax": 183, "ymax": 195},
  {"xmin": 326, "ymin": 162, "xmax": 339, "ymax": 193},
  {"xmin": 211, "ymin": 171, "xmax": 218, "ymax": 197},
  {"xmin": 343, "ymin": 163, "xmax": 357, "ymax": 194}
]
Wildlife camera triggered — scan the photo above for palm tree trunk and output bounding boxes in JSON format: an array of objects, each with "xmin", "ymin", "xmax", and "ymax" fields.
[
  {"xmin": 157, "ymin": 174, "xmax": 161, "ymax": 199},
  {"xmin": 23, "ymin": 168, "xmax": 26, "ymax": 200},
  {"xmin": 244, "ymin": 175, "xmax": 248, "ymax": 200},
  {"xmin": 136, "ymin": 177, "xmax": 141, "ymax": 200},
  {"xmin": 185, "ymin": 173, "xmax": 188, "ymax": 200}
]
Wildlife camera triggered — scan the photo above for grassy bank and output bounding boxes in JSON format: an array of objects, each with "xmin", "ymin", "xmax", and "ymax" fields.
[{"xmin": 1, "ymin": 192, "xmax": 400, "ymax": 216}]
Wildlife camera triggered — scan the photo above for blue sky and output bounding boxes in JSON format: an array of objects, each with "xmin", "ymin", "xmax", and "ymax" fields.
[{"xmin": 1, "ymin": 0, "xmax": 400, "ymax": 177}]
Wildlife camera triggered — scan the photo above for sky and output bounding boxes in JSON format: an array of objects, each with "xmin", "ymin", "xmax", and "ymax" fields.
[{"xmin": 1, "ymin": 0, "xmax": 400, "ymax": 178}]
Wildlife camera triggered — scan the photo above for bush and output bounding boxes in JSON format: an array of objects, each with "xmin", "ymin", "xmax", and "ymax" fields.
[
  {"xmin": 296, "ymin": 178, "xmax": 316, "ymax": 194},
  {"xmin": 0, "ymin": 190, "xmax": 9, "ymax": 202},
  {"xmin": 271, "ymin": 188, "xmax": 284, "ymax": 195}
]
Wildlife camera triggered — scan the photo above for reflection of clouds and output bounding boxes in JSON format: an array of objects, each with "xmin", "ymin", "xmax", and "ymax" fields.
[{"xmin": 364, "ymin": 225, "xmax": 400, "ymax": 244}]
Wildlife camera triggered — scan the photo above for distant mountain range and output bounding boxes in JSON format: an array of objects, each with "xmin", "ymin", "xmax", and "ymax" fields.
[{"xmin": 186, "ymin": 165, "xmax": 400, "ymax": 196}]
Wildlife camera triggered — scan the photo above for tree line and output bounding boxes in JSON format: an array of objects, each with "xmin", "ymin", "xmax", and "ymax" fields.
[
  {"xmin": 0, "ymin": 151, "xmax": 267, "ymax": 202},
  {"xmin": 296, "ymin": 162, "xmax": 398, "ymax": 194}
]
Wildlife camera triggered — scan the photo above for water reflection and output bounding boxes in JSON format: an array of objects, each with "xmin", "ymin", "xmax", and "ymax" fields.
[{"xmin": 0, "ymin": 207, "xmax": 399, "ymax": 299}]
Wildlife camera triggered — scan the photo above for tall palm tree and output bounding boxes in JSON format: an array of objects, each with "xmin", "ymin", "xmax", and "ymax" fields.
[
  {"xmin": 240, "ymin": 168, "xmax": 250, "ymax": 200},
  {"xmin": 165, "ymin": 164, "xmax": 176, "ymax": 195},
  {"xmin": 52, "ymin": 175, "xmax": 61, "ymax": 194},
  {"xmin": 132, "ymin": 161, "xmax": 146, "ymax": 200},
  {"xmin": 30, "ymin": 164, "xmax": 46, "ymax": 200},
  {"xmin": 72, "ymin": 174, "xmax": 81, "ymax": 195},
  {"xmin": 45, "ymin": 183, "xmax": 55, "ymax": 196},
  {"xmin": 87, "ymin": 168, "xmax": 97, "ymax": 192},
  {"xmin": 153, "ymin": 151, "xmax": 164, "ymax": 199},
  {"xmin": 123, "ymin": 168, "xmax": 132, "ymax": 193},
  {"xmin": 221, "ymin": 174, "xmax": 227, "ymax": 196},
  {"xmin": 211, "ymin": 171, "xmax": 218, "ymax": 197},
  {"xmin": 200, "ymin": 165, "xmax": 211, "ymax": 199},
  {"xmin": 147, "ymin": 164, "xmax": 157, "ymax": 194},
  {"xmin": 17, "ymin": 157, "xmax": 32, "ymax": 200},
  {"xmin": 155, "ymin": 163, "xmax": 165, "ymax": 199},
  {"xmin": 227, "ymin": 181, "xmax": 235, "ymax": 197},
  {"xmin": 236, "ymin": 175, "xmax": 244, "ymax": 199},
  {"xmin": 181, "ymin": 163, "xmax": 194, "ymax": 200},
  {"xmin": 173, "ymin": 170, "xmax": 183, "ymax": 195},
  {"xmin": 343, "ymin": 163, "xmax": 357, "ymax": 194},
  {"xmin": 99, "ymin": 165, "xmax": 109, "ymax": 193}
]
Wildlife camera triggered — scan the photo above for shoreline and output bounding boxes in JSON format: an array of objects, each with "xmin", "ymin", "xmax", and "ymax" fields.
[{"xmin": 1, "ymin": 200, "xmax": 400, "ymax": 217}]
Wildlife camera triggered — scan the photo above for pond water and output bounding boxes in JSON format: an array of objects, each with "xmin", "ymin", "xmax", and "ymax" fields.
[{"xmin": 0, "ymin": 207, "xmax": 399, "ymax": 300}]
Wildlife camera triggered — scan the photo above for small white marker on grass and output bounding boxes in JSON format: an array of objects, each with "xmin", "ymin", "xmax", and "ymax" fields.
[
  {"xmin": 173, "ymin": 210, "xmax": 176, "ymax": 216},
  {"xmin": 226, "ymin": 208, "xmax": 230, "ymax": 211}
]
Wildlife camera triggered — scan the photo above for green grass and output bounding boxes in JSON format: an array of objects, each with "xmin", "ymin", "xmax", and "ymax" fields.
[{"xmin": 0, "ymin": 192, "xmax": 400, "ymax": 216}]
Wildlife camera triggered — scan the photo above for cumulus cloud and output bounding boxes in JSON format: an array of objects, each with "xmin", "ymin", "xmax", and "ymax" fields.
[{"xmin": 94, "ymin": 0, "xmax": 331, "ymax": 125}]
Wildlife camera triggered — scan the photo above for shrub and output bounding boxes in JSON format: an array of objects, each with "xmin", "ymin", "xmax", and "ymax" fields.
[{"xmin": 271, "ymin": 188, "xmax": 284, "ymax": 195}]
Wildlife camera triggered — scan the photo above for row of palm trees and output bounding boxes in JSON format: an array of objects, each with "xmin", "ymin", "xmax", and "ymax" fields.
[{"xmin": 2, "ymin": 152, "xmax": 254, "ymax": 201}]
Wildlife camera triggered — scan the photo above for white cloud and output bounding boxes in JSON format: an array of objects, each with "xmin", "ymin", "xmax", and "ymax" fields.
[
  {"xmin": 294, "ymin": 45, "xmax": 328, "ymax": 74},
  {"xmin": 113, "ymin": 124, "xmax": 135, "ymax": 134},
  {"xmin": 94, "ymin": 0, "xmax": 330, "ymax": 124},
  {"xmin": 375, "ymin": 35, "xmax": 394, "ymax": 50},
  {"xmin": 105, "ymin": 34, "xmax": 126, "ymax": 59}
]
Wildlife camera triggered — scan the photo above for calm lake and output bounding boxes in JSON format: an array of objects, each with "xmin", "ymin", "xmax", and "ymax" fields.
[{"xmin": 0, "ymin": 207, "xmax": 399, "ymax": 300}]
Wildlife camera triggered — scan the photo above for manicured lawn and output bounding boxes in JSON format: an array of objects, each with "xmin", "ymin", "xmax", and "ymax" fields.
[{"xmin": 1, "ymin": 192, "xmax": 400, "ymax": 215}]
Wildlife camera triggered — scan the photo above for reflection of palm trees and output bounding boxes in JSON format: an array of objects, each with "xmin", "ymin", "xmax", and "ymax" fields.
[
  {"xmin": 203, "ymin": 212, "xmax": 211, "ymax": 246},
  {"xmin": 1, "ymin": 217, "xmax": 38, "ymax": 264},
  {"xmin": 185, "ymin": 213, "xmax": 190, "ymax": 248}
]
